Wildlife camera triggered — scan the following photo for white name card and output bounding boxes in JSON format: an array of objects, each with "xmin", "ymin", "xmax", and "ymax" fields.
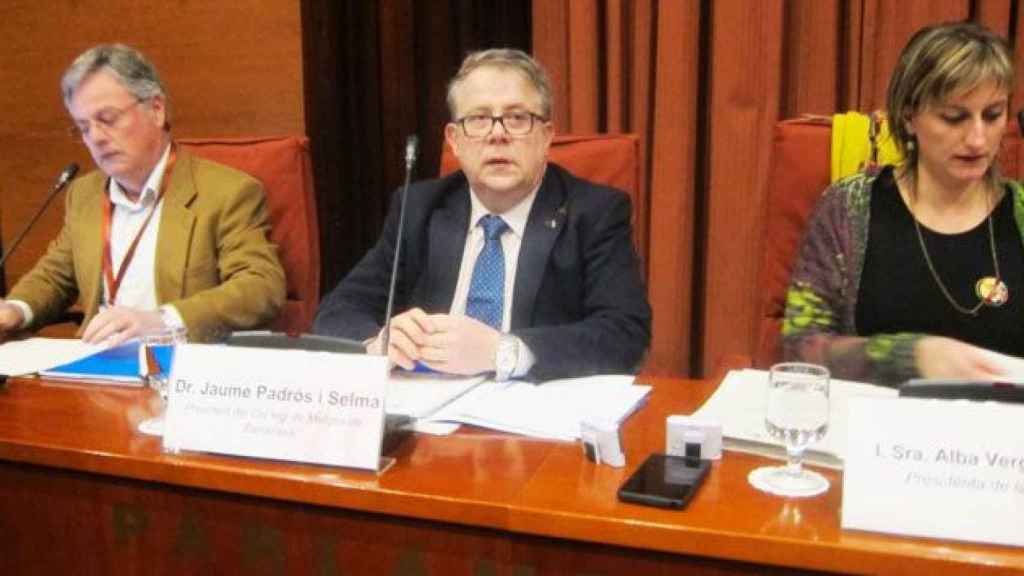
[
  {"xmin": 163, "ymin": 344, "xmax": 388, "ymax": 471},
  {"xmin": 843, "ymin": 396, "xmax": 1024, "ymax": 547}
]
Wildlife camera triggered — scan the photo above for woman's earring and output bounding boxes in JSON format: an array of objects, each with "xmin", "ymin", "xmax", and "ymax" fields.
[{"xmin": 906, "ymin": 138, "xmax": 915, "ymax": 152}]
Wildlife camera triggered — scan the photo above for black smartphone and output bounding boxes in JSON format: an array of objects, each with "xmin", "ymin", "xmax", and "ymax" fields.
[{"xmin": 617, "ymin": 453, "xmax": 710, "ymax": 509}]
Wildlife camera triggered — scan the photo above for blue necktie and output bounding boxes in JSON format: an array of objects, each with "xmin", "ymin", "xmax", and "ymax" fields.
[{"xmin": 465, "ymin": 215, "xmax": 508, "ymax": 329}]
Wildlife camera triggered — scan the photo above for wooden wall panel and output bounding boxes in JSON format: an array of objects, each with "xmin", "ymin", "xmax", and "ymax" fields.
[
  {"xmin": 782, "ymin": 1, "xmax": 843, "ymax": 117},
  {"xmin": 1015, "ymin": 4, "xmax": 1024, "ymax": 106},
  {"xmin": 623, "ymin": 0, "xmax": 654, "ymax": 277},
  {"xmin": 856, "ymin": 0, "xmax": 970, "ymax": 109},
  {"xmin": 645, "ymin": 2, "xmax": 702, "ymax": 375},
  {"xmin": 0, "ymin": 0, "xmax": 305, "ymax": 292},
  {"xmin": 700, "ymin": 0, "xmax": 785, "ymax": 374},
  {"xmin": 976, "ymin": 0, "xmax": 1013, "ymax": 37},
  {"xmin": 533, "ymin": 1, "xmax": 573, "ymax": 131}
]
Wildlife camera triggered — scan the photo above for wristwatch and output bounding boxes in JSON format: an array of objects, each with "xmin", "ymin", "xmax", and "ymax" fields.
[{"xmin": 495, "ymin": 334, "xmax": 519, "ymax": 381}]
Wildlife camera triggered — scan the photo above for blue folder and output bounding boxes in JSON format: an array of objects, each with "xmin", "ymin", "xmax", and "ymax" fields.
[{"xmin": 39, "ymin": 341, "xmax": 174, "ymax": 385}]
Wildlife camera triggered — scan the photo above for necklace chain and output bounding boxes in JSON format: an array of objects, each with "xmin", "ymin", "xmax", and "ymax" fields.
[{"xmin": 910, "ymin": 185, "xmax": 1001, "ymax": 316}]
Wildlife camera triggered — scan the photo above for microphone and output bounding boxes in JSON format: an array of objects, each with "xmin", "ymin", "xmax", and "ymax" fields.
[
  {"xmin": 404, "ymin": 134, "xmax": 419, "ymax": 171},
  {"xmin": 380, "ymin": 135, "xmax": 419, "ymax": 357},
  {"xmin": 0, "ymin": 163, "xmax": 79, "ymax": 279}
]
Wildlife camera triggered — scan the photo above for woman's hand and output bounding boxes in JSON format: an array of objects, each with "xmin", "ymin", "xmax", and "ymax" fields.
[{"xmin": 914, "ymin": 336, "xmax": 1007, "ymax": 380}]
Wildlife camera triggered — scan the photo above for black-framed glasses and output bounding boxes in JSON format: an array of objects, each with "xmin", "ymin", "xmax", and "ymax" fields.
[
  {"xmin": 455, "ymin": 111, "xmax": 547, "ymax": 138},
  {"xmin": 69, "ymin": 99, "xmax": 144, "ymax": 140}
]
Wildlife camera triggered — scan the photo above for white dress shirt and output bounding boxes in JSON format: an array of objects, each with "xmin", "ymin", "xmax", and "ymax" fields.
[{"xmin": 103, "ymin": 145, "xmax": 171, "ymax": 309}]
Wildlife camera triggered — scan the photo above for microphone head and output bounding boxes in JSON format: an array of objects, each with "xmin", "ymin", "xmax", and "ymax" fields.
[
  {"xmin": 404, "ymin": 135, "xmax": 419, "ymax": 167},
  {"xmin": 57, "ymin": 163, "xmax": 80, "ymax": 187}
]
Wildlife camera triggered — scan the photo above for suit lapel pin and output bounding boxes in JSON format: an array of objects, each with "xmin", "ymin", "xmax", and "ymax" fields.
[{"xmin": 547, "ymin": 204, "xmax": 568, "ymax": 229}]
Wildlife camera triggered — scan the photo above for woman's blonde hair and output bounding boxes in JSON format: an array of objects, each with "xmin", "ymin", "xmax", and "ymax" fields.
[{"xmin": 886, "ymin": 22, "xmax": 1014, "ymax": 185}]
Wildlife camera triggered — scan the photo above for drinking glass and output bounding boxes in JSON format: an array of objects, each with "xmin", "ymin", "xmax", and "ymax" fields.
[
  {"xmin": 748, "ymin": 362, "xmax": 830, "ymax": 497},
  {"xmin": 136, "ymin": 326, "xmax": 187, "ymax": 437}
]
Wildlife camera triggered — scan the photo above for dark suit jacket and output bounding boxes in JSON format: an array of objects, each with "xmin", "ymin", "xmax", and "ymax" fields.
[{"xmin": 313, "ymin": 163, "xmax": 652, "ymax": 380}]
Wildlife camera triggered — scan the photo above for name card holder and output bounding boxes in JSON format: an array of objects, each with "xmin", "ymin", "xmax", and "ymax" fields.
[
  {"xmin": 164, "ymin": 344, "xmax": 389, "ymax": 471},
  {"xmin": 843, "ymin": 396, "xmax": 1024, "ymax": 547}
]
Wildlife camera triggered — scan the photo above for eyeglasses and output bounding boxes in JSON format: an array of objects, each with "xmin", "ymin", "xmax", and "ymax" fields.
[
  {"xmin": 69, "ymin": 99, "xmax": 144, "ymax": 139},
  {"xmin": 455, "ymin": 111, "xmax": 547, "ymax": 138}
]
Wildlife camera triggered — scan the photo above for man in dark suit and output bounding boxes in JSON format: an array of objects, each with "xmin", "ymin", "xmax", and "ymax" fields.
[{"xmin": 314, "ymin": 49, "xmax": 650, "ymax": 381}]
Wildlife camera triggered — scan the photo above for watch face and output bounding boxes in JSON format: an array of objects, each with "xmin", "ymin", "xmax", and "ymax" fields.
[{"xmin": 497, "ymin": 336, "xmax": 517, "ymax": 379}]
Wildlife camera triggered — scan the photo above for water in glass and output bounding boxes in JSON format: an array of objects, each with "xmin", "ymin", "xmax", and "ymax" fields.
[
  {"xmin": 136, "ymin": 326, "xmax": 187, "ymax": 437},
  {"xmin": 748, "ymin": 362, "xmax": 831, "ymax": 497}
]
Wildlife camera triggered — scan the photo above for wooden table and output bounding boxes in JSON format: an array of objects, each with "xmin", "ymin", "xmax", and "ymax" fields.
[{"xmin": 0, "ymin": 373, "xmax": 1021, "ymax": 575}]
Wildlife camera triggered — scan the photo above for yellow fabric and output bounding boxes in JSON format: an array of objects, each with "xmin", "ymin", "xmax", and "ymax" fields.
[
  {"xmin": 830, "ymin": 111, "xmax": 904, "ymax": 182},
  {"xmin": 8, "ymin": 150, "xmax": 286, "ymax": 340}
]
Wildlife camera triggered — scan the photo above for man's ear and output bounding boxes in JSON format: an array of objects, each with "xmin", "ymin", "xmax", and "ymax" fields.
[
  {"xmin": 148, "ymin": 95, "xmax": 168, "ymax": 130},
  {"xmin": 538, "ymin": 120, "xmax": 554, "ymax": 153},
  {"xmin": 444, "ymin": 123, "xmax": 460, "ymax": 158}
]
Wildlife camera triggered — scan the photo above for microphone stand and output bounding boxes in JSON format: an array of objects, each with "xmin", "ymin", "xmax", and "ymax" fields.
[
  {"xmin": 0, "ymin": 163, "xmax": 80, "ymax": 291},
  {"xmin": 380, "ymin": 135, "xmax": 419, "ymax": 357}
]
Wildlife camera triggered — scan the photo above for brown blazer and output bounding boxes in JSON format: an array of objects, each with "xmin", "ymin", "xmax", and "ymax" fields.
[{"xmin": 8, "ymin": 150, "xmax": 286, "ymax": 341}]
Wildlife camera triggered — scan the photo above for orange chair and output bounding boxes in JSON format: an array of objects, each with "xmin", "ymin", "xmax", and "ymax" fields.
[
  {"xmin": 439, "ymin": 134, "xmax": 643, "ymax": 252},
  {"xmin": 180, "ymin": 136, "xmax": 319, "ymax": 334},
  {"xmin": 753, "ymin": 117, "xmax": 1024, "ymax": 367}
]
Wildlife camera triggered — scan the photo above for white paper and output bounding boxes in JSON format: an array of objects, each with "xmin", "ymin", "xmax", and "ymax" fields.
[
  {"xmin": 843, "ymin": 397, "xmax": 1024, "ymax": 547},
  {"xmin": 385, "ymin": 372, "xmax": 485, "ymax": 418},
  {"xmin": 692, "ymin": 369, "xmax": 897, "ymax": 467},
  {"xmin": 408, "ymin": 420, "xmax": 461, "ymax": 435},
  {"xmin": 979, "ymin": 349, "xmax": 1024, "ymax": 381},
  {"xmin": 0, "ymin": 337, "xmax": 106, "ymax": 376},
  {"xmin": 427, "ymin": 374, "xmax": 649, "ymax": 441}
]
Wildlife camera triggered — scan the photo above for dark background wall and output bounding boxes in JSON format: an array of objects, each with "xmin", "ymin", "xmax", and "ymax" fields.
[{"xmin": 301, "ymin": 0, "xmax": 531, "ymax": 292}]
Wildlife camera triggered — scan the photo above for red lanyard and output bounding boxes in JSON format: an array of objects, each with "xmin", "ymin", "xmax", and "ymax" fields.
[{"xmin": 101, "ymin": 146, "xmax": 177, "ymax": 306}]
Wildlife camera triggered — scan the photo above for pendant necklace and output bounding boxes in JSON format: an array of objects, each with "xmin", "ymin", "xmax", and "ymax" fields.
[{"xmin": 909, "ymin": 183, "xmax": 1008, "ymax": 316}]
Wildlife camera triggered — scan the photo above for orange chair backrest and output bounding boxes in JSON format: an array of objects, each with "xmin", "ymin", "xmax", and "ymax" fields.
[
  {"xmin": 754, "ymin": 117, "xmax": 1024, "ymax": 367},
  {"xmin": 439, "ymin": 133, "xmax": 643, "ymax": 252},
  {"xmin": 179, "ymin": 136, "xmax": 320, "ymax": 334}
]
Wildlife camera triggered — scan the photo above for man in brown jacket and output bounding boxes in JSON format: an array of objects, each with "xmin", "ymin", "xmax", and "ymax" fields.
[{"xmin": 0, "ymin": 44, "xmax": 284, "ymax": 344}]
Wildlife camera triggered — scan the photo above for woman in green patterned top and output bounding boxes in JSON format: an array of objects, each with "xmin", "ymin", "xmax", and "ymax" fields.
[{"xmin": 782, "ymin": 22, "xmax": 1024, "ymax": 385}]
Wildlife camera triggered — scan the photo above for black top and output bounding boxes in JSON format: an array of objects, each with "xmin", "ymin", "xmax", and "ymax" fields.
[{"xmin": 857, "ymin": 167, "xmax": 1024, "ymax": 356}]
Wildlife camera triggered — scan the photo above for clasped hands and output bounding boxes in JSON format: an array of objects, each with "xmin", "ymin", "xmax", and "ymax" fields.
[
  {"xmin": 0, "ymin": 300, "xmax": 166, "ymax": 347},
  {"xmin": 368, "ymin": 307, "xmax": 499, "ymax": 375}
]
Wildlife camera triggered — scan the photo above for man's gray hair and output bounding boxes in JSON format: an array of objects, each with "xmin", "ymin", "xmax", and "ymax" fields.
[
  {"xmin": 446, "ymin": 48, "xmax": 552, "ymax": 120},
  {"xmin": 61, "ymin": 44, "xmax": 170, "ymax": 126}
]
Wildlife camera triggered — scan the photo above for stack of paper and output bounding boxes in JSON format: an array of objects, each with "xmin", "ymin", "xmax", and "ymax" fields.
[
  {"xmin": 0, "ymin": 338, "xmax": 107, "ymax": 378},
  {"xmin": 385, "ymin": 372, "xmax": 485, "ymax": 418},
  {"xmin": 0, "ymin": 337, "xmax": 175, "ymax": 387},
  {"xmin": 691, "ymin": 369, "xmax": 896, "ymax": 468},
  {"xmin": 425, "ymin": 375, "xmax": 650, "ymax": 441}
]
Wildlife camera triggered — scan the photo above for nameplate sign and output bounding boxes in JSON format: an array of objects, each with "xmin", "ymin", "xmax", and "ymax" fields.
[
  {"xmin": 842, "ymin": 396, "xmax": 1024, "ymax": 547},
  {"xmin": 163, "ymin": 344, "xmax": 388, "ymax": 471}
]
